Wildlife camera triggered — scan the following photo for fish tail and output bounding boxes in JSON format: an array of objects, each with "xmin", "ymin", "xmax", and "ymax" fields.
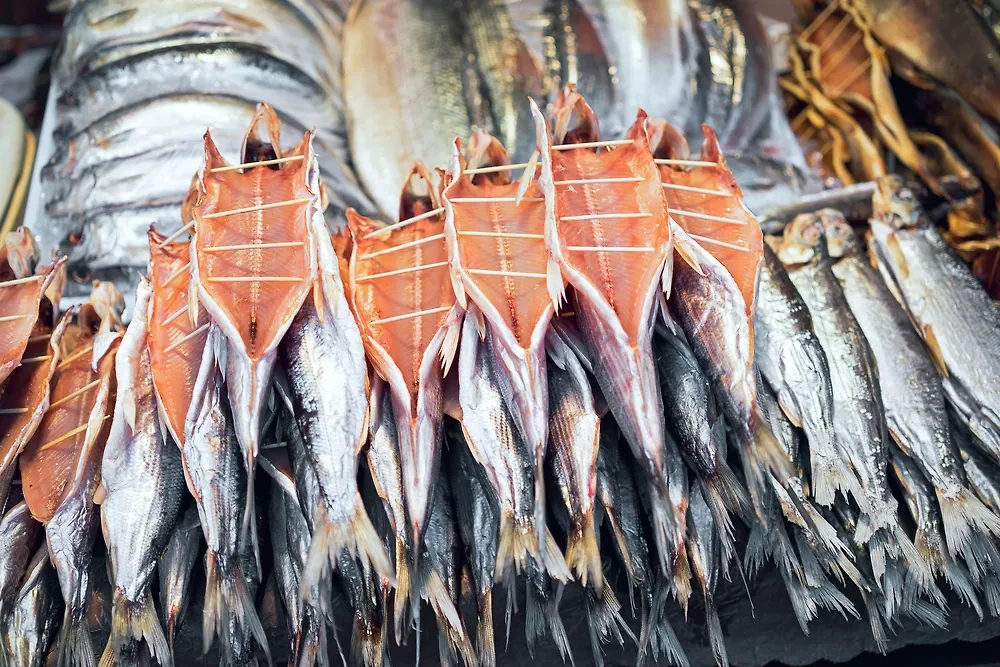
[
  {"xmin": 702, "ymin": 588, "xmax": 728, "ymax": 667},
  {"xmin": 392, "ymin": 537, "xmax": 411, "ymax": 645},
  {"xmin": 100, "ymin": 589, "xmax": 171, "ymax": 667},
  {"xmin": 240, "ymin": 464, "xmax": 261, "ymax": 575},
  {"xmin": 564, "ymin": 515, "xmax": 603, "ymax": 591},
  {"xmin": 776, "ymin": 565, "xmax": 817, "ymax": 635},
  {"xmin": 494, "ymin": 513, "xmax": 534, "ymax": 582},
  {"xmin": 422, "ymin": 570, "xmax": 475, "ymax": 667},
  {"xmin": 861, "ymin": 591, "xmax": 890, "ymax": 653},
  {"xmin": 298, "ymin": 612, "xmax": 330, "ymax": 667},
  {"xmin": 751, "ymin": 419, "xmax": 795, "ymax": 482},
  {"xmin": 699, "ymin": 467, "xmax": 750, "ymax": 569},
  {"xmin": 541, "ymin": 525, "xmax": 572, "ymax": 583},
  {"xmin": 672, "ymin": 549, "xmax": 693, "ymax": 613},
  {"xmin": 648, "ymin": 483, "xmax": 680, "ymax": 576},
  {"xmin": 56, "ymin": 608, "xmax": 96, "ymax": 667},
  {"xmin": 794, "ymin": 534, "xmax": 859, "ymax": 620},
  {"xmin": 546, "ymin": 586, "xmax": 572, "ymax": 665},
  {"xmin": 891, "ymin": 525, "xmax": 935, "ymax": 591},
  {"xmin": 983, "ymin": 573, "xmax": 1000, "ymax": 617},
  {"xmin": 639, "ymin": 585, "xmax": 689, "ymax": 667},
  {"xmin": 941, "ymin": 554, "xmax": 983, "ymax": 620},
  {"xmin": 903, "ymin": 596, "xmax": 948, "ymax": 629},
  {"xmin": 203, "ymin": 551, "xmax": 271, "ymax": 664},
  {"xmin": 938, "ymin": 487, "xmax": 1000, "ymax": 556},
  {"xmin": 476, "ymin": 589, "xmax": 496, "ymax": 667},
  {"xmin": 743, "ymin": 519, "xmax": 767, "ymax": 579},
  {"xmin": 586, "ymin": 583, "xmax": 634, "ymax": 650},
  {"xmin": 348, "ymin": 608, "xmax": 388, "ymax": 667}
]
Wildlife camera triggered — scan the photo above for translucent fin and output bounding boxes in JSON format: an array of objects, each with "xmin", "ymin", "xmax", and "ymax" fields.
[
  {"xmin": 477, "ymin": 590, "xmax": 496, "ymax": 667},
  {"xmin": 565, "ymin": 516, "xmax": 603, "ymax": 592},
  {"xmin": 202, "ymin": 552, "xmax": 270, "ymax": 663},
  {"xmin": 99, "ymin": 590, "xmax": 170, "ymax": 667},
  {"xmin": 938, "ymin": 487, "xmax": 1000, "ymax": 556},
  {"xmin": 56, "ymin": 610, "xmax": 97, "ymax": 667}
]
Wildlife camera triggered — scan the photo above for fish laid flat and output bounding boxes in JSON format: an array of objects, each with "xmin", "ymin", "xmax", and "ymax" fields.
[
  {"xmin": 99, "ymin": 277, "xmax": 185, "ymax": 666},
  {"xmin": 0, "ymin": 261, "xmax": 64, "ymax": 390}
]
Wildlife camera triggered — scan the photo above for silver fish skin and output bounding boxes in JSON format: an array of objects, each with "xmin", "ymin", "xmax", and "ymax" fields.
[
  {"xmin": 826, "ymin": 218, "xmax": 1000, "ymax": 555},
  {"xmin": 447, "ymin": 425, "xmax": 500, "ymax": 667},
  {"xmin": 182, "ymin": 326, "xmax": 268, "ymax": 662},
  {"xmin": 343, "ymin": 0, "xmax": 475, "ymax": 217},
  {"xmin": 522, "ymin": 555, "xmax": 571, "ymax": 664},
  {"xmin": 56, "ymin": 0, "xmax": 338, "ymax": 91},
  {"xmin": 158, "ymin": 505, "xmax": 203, "ymax": 653},
  {"xmin": 777, "ymin": 212, "xmax": 895, "ymax": 540},
  {"xmin": 1, "ymin": 547, "xmax": 63, "ymax": 667},
  {"xmin": 0, "ymin": 502, "xmax": 40, "ymax": 625},
  {"xmin": 870, "ymin": 176, "xmax": 1000, "ymax": 461},
  {"xmin": 100, "ymin": 277, "xmax": 185, "ymax": 665},
  {"xmin": 279, "ymin": 260, "xmax": 392, "ymax": 590},
  {"xmin": 337, "ymin": 550, "xmax": 387, "ymax": 667},
  {"xmin": 755, "ymin": 242, "xmax": 859, "ymax": 507},
  {"xmin": 957, "ymin": 430, "xmax": 1000, "ymax": 516},
  {"xmin": 686, "ymin": 484, "xmax": 727, "ymax": 667},
  {"xmin": 61, "ymin": 204, "xmax": 182, "ymax": 272}
]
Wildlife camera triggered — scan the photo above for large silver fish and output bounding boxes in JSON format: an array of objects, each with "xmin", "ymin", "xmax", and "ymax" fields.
[
  {"xmin": 158, "ymin": 505, "xmax": 203, "ymax": 656},
  {"xmin": 99, "ymin": 277, "xmax": 185, "ymax": 665},
  {"xmin": 869, "ymin": 175, "xmax": 1000, "ymax": 462},
  {"xmin": 0, "ymin": 546, "xmax": 63, "ymax": 667},
  {"xmin": 0, "ymin": 502, "xmax": 40, "ymax": 625}
]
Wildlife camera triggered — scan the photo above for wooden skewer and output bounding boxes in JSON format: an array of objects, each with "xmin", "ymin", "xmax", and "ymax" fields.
[
  {"xmin": 567, "ymin": 246, "xmax": 655, "ymax": 253},
  {"xmin": 457, "ymin": 231, "xmax": 544, "ymax": 240},
  {"xmin": 49, "ymin": 379, "xmax": 101, "ymax": 410},
  {"xmin": 210, "ymin": 155, "xmax": 304, "ymax": 173},
  {"xmin": 662, "ymin": 183, "xmax": 730, "ymax": 196},
  {"xmin": 203, "ymin": 241, "xmax": 305, "ymax": 253},
  {"xmin": 202, "ymin": 197, "xmax": 313, "ymax": 220},
  {"xmin": 449, "ymin": 197, "xmax": 544, "ymax": 203},
  {"xmin": 359, "ymin": 234, "xmax": 445, "ymax": 260},
  {"xmin": 816, "ymin": 11, "xmax": 852, "ymax": 52},
  {"xmin": 161, "ymin": 305, "xmax": 189, "ymax": 326},
  {"xmin": 671, "ymin": 209, "xmax": 746, "ymax": 226},
  {"xmin": 363, "ymin": 207, "xmax": 445, "ymax": 240},
  {"xmin": 370, "ymin": 305, "xmax": 452, "ymax": 326},
  {"xmin": 831, "ymin": 57, "xmax": 872, "ymax": 99},
  {"xmin": 561, "ymin": 212, "xmax": 652, "ymax": 222},
  {"xmin": 204, "ymin": 276, "xmax": 305, "ymax": 283},
  {"xmin": 164, "ymin": 261, "xmax": 190, "ymax": 286},
  {"xmin": 156, "ymin": 221, "xmax": 195, "ymax": 248},
  {"xmin": 0, "ymin": 314, "xmax": 30, "ymax": 324},
  {"xmin": 0, "ymin": 407, "xmax": 28, "ymax": 415},
  {"xmin": 799, "ymin": 0, "xmax": 841, "ymax": 41},
  {"xmin": 27, "ymin": 334, "xmax": 51, "ymax": 343},
  {"xmin": 164, "ymin": 323, "xmax": 210, "ymax": 354},
  {"xmin": 552, "ymin": 139, "xmax": 634, "ymax": 150},
  {"xmin": 554, "ymin": 177, "xmax": 643, "ymax": 186},
  {"xmin": 59, "ymin": 343, "xmax": 94, "ymax": 369},
  {"xmin": 654, "ymin": 159, "xmax": 718, "ymax": 168},
  {"xmin": 0, "ymin": 275, "xmax": 42, "ymax": 288},
  {"xmin": 468, "ymin": 269, "xmax": 546, "ymax": 279},
  {"xmin": 688, "ymin": 233, "xmax": 749, "ymax": 252},
  {"xmin": 19, "ymin": 355, "xmax": 52, "ymax": 365},
  {"xmin": 823, "ymin": 29, "xmax": 865, "ymax": 83},
  {"xmin": 357, "ymin": 261, "xmax": 449, "ymax": 283},
  {"xmin": 463, "ymin": 162, "xmax": 537, "ymax": 175},
  {"xmin": 38, "ymin": 417, "xmax": 110, "ymax": 453}
]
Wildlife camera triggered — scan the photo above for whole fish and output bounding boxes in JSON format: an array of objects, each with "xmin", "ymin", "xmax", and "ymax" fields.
[
  {"xmin": 825, "ymin": 214, "xmax": 1000, "ymax": 555},
  {"xmin": 0, "ymin": 502, "xmax": 40, "ymax": 625},
  {"xmin": 447, "ymin": 424, "xmax": 500, "ymax": 667},
  {"xmin": 158, "ymin": 505, "xmax": 203, "ymax": 656},
  {"xmin": 99, "ymin": 277, "xmax": 185, "ymax": 666},
  {"xmin": 0, "ymin": 546, "xmax": 63, "ymax": 667},
  {"xmin": 754, "ymin": 242, "xmax": 860, "ymax": 507},
  {"xmin": 869, "ymin": 175, "xmax": 1000, "ymax": 462},
  {"xmin": 63, "ymin": 205, "xmax": 181, "ymax": 272},
  {"xmin": 343, "ymin": 0, "xmax": 475, "ymax": 217}
]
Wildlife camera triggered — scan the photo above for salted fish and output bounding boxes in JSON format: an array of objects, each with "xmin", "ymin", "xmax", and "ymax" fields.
[
  {"xmin": 158, "ymin": 505, "xmax": 203, "ymax": 656},
  {"xmin": 0, "ymin": 501, "xmax": 40, "ymax": 625},
  {"xmin": 0, "ymin": 546, "xmax": 62, "ymax": 666}
]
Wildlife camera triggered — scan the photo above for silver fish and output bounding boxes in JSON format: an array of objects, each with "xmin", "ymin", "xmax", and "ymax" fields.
[
  {"xmin": 686, "ymin": 484, "xmax": 727, "ymax": 667},
  {"xmin": 338, "ymin": 550, "xmax": 387, "ymax": 667},
  {"xmin": 826, "ymin": 216, "xmax": 1000, "ymax": 556},
  {"xmin": 522, "ymin": 556, "xmax": 571, "ymax": 664},
  {"xmin": 0, "ymin": 502, "xmax": 40, "ymax": 625},
  {"xmin": 99, "ymin": 277, "xmax": 185, "ymax": 666},
  {"xmin": 0, "ymin": 547, "xmax": 63, "ymax": 667},
  {"xmin": 158, "ymin": 505, "xmax": 203, "ymax": 656},
  {"xmin": 869, "ymin": 175, "xmax": 1000, "ymax": 462}
]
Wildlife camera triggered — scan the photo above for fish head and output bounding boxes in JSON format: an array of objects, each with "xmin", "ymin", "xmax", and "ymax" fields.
[
  {"xmin": 777, "ymin": 211, "xmax": 826, "ymax": 266},
  {"xmin": 873, "ymin": 175, "xmax": 922, "ymax": 230},
  {"xmin": 818, "ymin": 209, "xmax": 860, "ymax": 260}
]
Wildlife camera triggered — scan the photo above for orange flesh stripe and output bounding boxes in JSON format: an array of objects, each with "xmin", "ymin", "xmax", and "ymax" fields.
[
  {"xmin": 804, "ymin": 9, "xmax": 872, "ymax": 100},
  {"xmin": 447, "ymin": 174, "xmax": 550, "ymax": 349},
  {"xmin": 0, "ymin": 323, "xmax": 56, "ymax": 475},
  {"xmin": 20, "ymin": 331, "xmax": 118, "ymax": 523},
  {"xmin": 657, "ymin": 127, "xmax": 763, "ymax": 314},
  {"xmin": 193, "ymin": 133, "xmax": 314, "ymax": 359},
  {"xmin": 148, "ymin": 231, "xmax": 207, "ymax": 447},
  {"xmin": 553, "ymin": 117, "xmax": 670, "ymax": 343},
  {"xmin": 350, "ymin": 208, "xmax": 453, "ymax": 400},
  {"xmin": 0, "ymin": 271, "xmax": 50, "ymax": 387}
]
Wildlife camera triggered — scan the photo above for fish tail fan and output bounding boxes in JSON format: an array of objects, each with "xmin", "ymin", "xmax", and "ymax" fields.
[
  {"xmin": 494, "ymin": 514, "xmax": 535, "ymax": 583},
  {"xmin": 349, "ymin": 492, "xmax": 396, "ymax": 584},
  {"xmin": 541, "ymin": 526, "xmax": 572, "ymax": 583},
  {"xmin": 100, "ymin": 589, "xmax": 171, "ymax": 667},
  {"xmin": 648, "ymin": 483, "xmax": 679, "ymax": 576},
  {"xmin": 984, "ymin": 574, "xmax": 1000, "ymax": 617},
  {"xmin": 751, "ymin": 419, "xmax": 795, "ymax": 482},
  {"xmin": 204, "ymin": 552, "xmax": 270, "ymax": 664},
  {"xmin": 298, "ymin": 610, "xmax": 330, "ymax": 667},
  {"xmin": 866, "ymin": 527, "xmax": 891, "ymax": 585},
  {"xmin": 699, "ymin": 468, "xmax": 749, "ymax": 571},
  {"xmin": 349, "ymin": 614, "xmax": 386, "ymax": 667},
  {"xmin": 861, "ymin": 591, "xmax": 890, "ymax": 653},
  {"xmin": 891, "ymin": 526, "xmax": 935, "ymax": 592},
  {"xmin": 240, "ymin": 465, "xmax": 261, "ymax": 575},
  {"xmin": 422, "ymin": 569, "xmax": 472, "ymax": 665},
  {"xmin": 672, "ymin": 549, "xmax": 693, "ymax": 613},
  {"xmin": 586, "ymin": 584, "xmax": 634, "ymax": 650},
  {"xmin": 650, "ymin": 606, "xmax": 690, "ymax": 667},
  {"xmin": 777, "ymin": 567, "xmax": 817, "ymax": 635},
  {"xmin": 546, "ymin": 587, "xmax": 573, "ymax": 665},
  {"xmin": 56, "ymin": 608, "xmax": 97, "ymax": 667},
  {"xmin": 229, "ymin": 559, "xmax": 272, "ymax": 665},
  {"xmin": 794, "ymin": 533, "xmax": 859, "ymax": 620},
  {"xmin": 564, "ymin": 516, "xmax": 603, "ymax": 591},
  {"xmin": 798, "ymin": 499, "xmax": 853, "ymax": 563},
  {"xmin": 202, "ymin": 552, "xmax": 222, "ymax": 655},
  {"xmin": 744, "ymin": 519, "xmax": 767, "ymax": 579},
  {"xmin": 855, "ymin": 495, "xmax": 898, "ymax": 545},
  {"xmin": 703, "ymin": 589, "xmax": 729, "ymax": 667},
  {"xmin": 941, "ymin": 554, "xmax": 983, "ymax": 620},
  {"xmin": 392, "ymin": 538, "xmax": 411, "ymax": 644},
  {"xmin": 477, "ymin": 590, "xmax": 497, "ymax": 667},
  {"xmin": 524, "ymin": 582, "xmax": 544, "ymax": 657},
  {"xmin": 904, "ymin": 597, "xmax": 948, "ymax": 629},
  {"xmin": 810, "ymin": 443, "xmax": 862, "ymax": 509},
  {"xmin": 939, "ymin": 488, "xmax": 1000, "ymax": 556}
]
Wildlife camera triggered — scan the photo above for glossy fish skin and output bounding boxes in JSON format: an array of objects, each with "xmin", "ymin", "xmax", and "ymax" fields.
[
  {"xmin": 158, "ymin": 505, "xmax": 203, "ymax": 653},
  {"xmin": 826, "ymin": 217, "xmax": 1000, "ymax": 555},
  {"xmin": 869, "ymin": 176, "xmax": 1000, "ymax": 464},
  {"xmin": 0, "ymin": 547, "xmax": 63, "ymax": 667},
  {"xmin": 686, "ymin": 483, "xmax": 727, "ymax": 667},
  {"xmin": 0, "ymin": 502, "xmax": 40, "ymax": 625},
  {"xmin": 99, "ymin": 277, "xmax": 185, "ymax": 666},
  {"xmin": 755, "ymin": 243, "xmax": 857, "ymax": 507}
]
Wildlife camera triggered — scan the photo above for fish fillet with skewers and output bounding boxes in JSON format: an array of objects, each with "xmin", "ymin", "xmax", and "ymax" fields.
[
  {"xmin": 190, "ymin": 103, "xmax": 318, "ymax": 563},
  {"xmin": 442, "ymin": 130, "xmax": 568, "ymax": 581},
  {"xmin": 346, "ymin": 163, "xmax": 463, "ymax": 587},
  {"xmin": 534, "ymin": 89, "xmax": 686, "ymax": 594}
]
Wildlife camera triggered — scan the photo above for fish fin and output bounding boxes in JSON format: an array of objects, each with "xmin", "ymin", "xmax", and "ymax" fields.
[
  {"xmin": 440, "ymin": 315, "xmax": 461, "ymax": 376},
  {"xmin": 703, "ymin": 589, "xmax": 729, "ymax": 667},
  {"xmin": 516, "ymin": 149, "xmax": 540, "ymax": 206},
  {"xmin": 743, "ymin": 519, "xmax": 767, "ymax": 580},
  {"xmin": 477, "ymin": 590, "xmax": 496, "ymax": 667},
  {"xmin": 547, "ymin": 258, "xmax": 566, "ymax": 311},
  {"xmin": 523, "ymin": 583, "xmax": 543, "ymax": 657},
  {"xmin": 903, "ymin": 596, "xmax": 948, "ymax": 629},
  {"xmin": 100, "ymin": 589, "xmax": 171, "ymax": 667},
  {"xmin": 639, "ymin": 584, "xmax": 689, "ymax": 667},
  {"xmin": 983, "ymin": 574, "xmax": 1000, "ymax": 617},
  {"xmin": 203, "ymin": 551, "xmax": 271, "ymax": 664},
  {"xmin": 892, "ymin": 525, "xmax": 935, "ymax": 592},
  {"xmin": 921, "ymin": 324, "xmax": 948, "ymax": 377},
  {"xmin": 661, "ymin": 250, "xmax": 674, "ymax": 301},
  {"xmin": 564, "ymin": 516, "xmax": 603, "ymax": 592},
  {"xmin": 349, "ymin": 611, "xmax": 387, "ymax": 667},
  {"xmin": 811, "ymin": 450, "xmax": 863, "ymax": 509},
  {"xmin": 548, "ymin": 586, "xmax": 573, "ymax": 665},
  {"xmin": 672, "ymin": 226, "xmax": 705, "ymax": 275},
  {"xmin": 673, "ymin": 549, "xmax": 693, "ymax": 613},
  {"xmin": 241, "ymin": 472, "xmax": 262, "ymax": 576},
  {"xmin": 939, "ymin": 487, "xmax": 1000, "ymax": 557},
  {"xmin": 861, "ymin": 591, "xmax": 890, "ymax": 653},
  {"xmin": 57, "ymin": 609, "xmax": 96, "ymax": 667},
  {"xmin": 423, "ymin": 570, "xmax": 475, "ymax": 667},
  {"xmin": 542, "ymin": 521, "xmax": 572, "ymax": 583},
  {"xmin": 941, "ymin": 553, "xmax": 983, "ymax": 620},
  {"xmin": 494, "ymin": 514, "xmax": 532, "ymax": 582},
  {"xmin": 751, "ymin": 419, "xmax": 796, "ymax": 483},
  {"xmin": 885, "ymin": 234, "xmax": 909, "ymax": 280},
  {"xmin": 776, "ymin": 566, "xmax": 817, "ymax": 635},
  {"xmin": 393, "ymin": 538, "xmax": 411, "ymax": 645},
  {"xmin": 700, "ymin": 464, "xmax": 751, "ymax": 568}
]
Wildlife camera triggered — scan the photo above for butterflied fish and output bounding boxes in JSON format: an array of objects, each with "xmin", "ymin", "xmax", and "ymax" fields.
[
  {"xmin": 158, "ymin": 505, "xmax": 203, "ymax": 657},
  {"xmin": 0, "ymin": 258, "xmax": 65, "ymax": 390},
  {"xmin": 538, "ymin": 90, "xmax": 685, "ymax": 590},
  {"xmin": 869, "ymin": 175, "xmax": 1000, "ymax": 464},
  {"xmin": 19, "ymin": 286, "xmax": 123, "ymax": 667},
  {"xmin": 825, "ymin": 214, "xmax": 1000, "ymax": 556},
  {"xmin": 191, "ymin": 104, "xmax": 319, "ymax": 566},
  {"xmin": 0, "ymin": 501, "xmax": 41, "ymax": 625},
  {"xmin": 99, "ymin": 277, "xmax": 185, "ymax": 666},
  {"xmin": 0, "ymin": 546, "xmax": 63, "ymax": 667},
  {"xmin": 347, "ymin": 163, "xmax": 462, "ymax": 575}
]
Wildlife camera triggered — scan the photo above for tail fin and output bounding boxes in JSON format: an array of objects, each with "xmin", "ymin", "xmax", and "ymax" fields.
[
  {"xmin": 700, "ymin": 463, "xmax": 751, "ymax": 574},
  {"xmin": 585, "ymin": 583, "xmax": 635, "ymax": 664},
  {"xmin": 672, "ymin": 549, "xmax": 693, "ymax": 613},
  {"xmin": 810, "ymin": 442, "xmax": 864, "ymax": 510},
  {"xmin": 638, "ymin": 581, "xmax": 689, "ymax": 667},
  {"xmin": 241, "ymin": 465, "xmax": 261, "ymax": 575},
  {"xmin": 938, "ymin": 487, "xmax": 1000, "ymax": 556},
  {"xmin": 703, "ymin": 590, "xmax": 728, "ymax": 667},
  {"xmin": 349, "ymin": 612, "xmax": 387, "ymax": 667},
  {"xmin": 392, "ymin": 537, "xmax": 411, "ymax": 644},
  {"xmin": 565, "ymin": 516, "xmax": 603, "ymax": 591},
  {"xmin": 56, "ymin": 609, "xmax": 97, "ymax": 667},
  {"xmin": 494, "ymin": 514, "xmax": 538, "ymax": 583},
  {"xmin": 422, "ymin": 570, "xmax": 475, "ymax": 667},
  {"xmin": 860, "ymin": 591, "xmax": 889, "ymax": 653},
  {"xmin": 297, "ymin": 607, "xmax": 330, "ymax": 667},
  {"xmin": 477, "ymin": 590, "xmax": 496, "ymax": 667},
  {"xmin": 903, "ymin": 597, "xmax": 948, "ymax": 629},
  {"xmin": 202, "ymin": 551, "xmax": 270, "ymax": 664},
  {"xmin": 302, "ymin": 493, "xmax": 395, "ymax": 598},
  {"xmin": 542, "ymin": 526, "xmax": 572, "ymax": 582},
  {"xmin": 940, "ymin": 554, "xmax": 983, "ymax": 620},
  {"xmin": 99, "ymin": 590, "xmax": 170, "ymax": 667}
]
